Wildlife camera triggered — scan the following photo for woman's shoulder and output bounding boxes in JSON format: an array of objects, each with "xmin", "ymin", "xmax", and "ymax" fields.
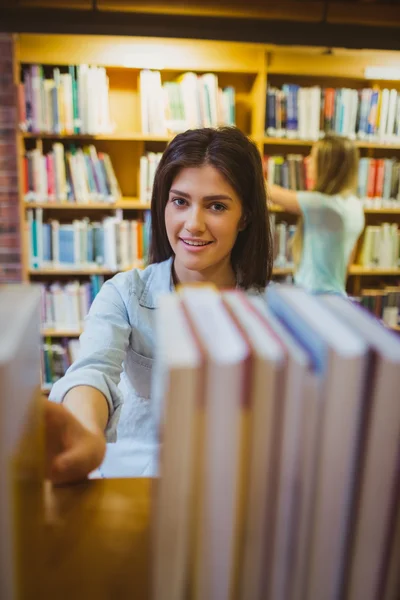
[{"xmin": 101, "ymin": 258, "xmax": 173, "ymax": 308}]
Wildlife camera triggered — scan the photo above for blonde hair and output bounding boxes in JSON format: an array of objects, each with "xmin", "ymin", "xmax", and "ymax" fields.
[{"xmin": 291, "ymin": 135, "xmax": 360, "ymax": 267}]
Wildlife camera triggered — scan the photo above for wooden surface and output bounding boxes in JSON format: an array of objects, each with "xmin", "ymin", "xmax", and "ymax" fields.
[{"xmin": 36, "ymin": 477, "xmax": 152, "ymax": 600}]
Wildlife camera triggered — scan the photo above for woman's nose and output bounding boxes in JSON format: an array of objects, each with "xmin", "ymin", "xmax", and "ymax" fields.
[{"xmin": 185, "ymin": 206, "xmax": 206, "ymax": 234}]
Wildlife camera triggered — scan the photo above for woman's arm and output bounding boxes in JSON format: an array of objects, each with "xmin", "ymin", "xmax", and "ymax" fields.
[
  {"xmin": 268, "ymin": 184, "xmax": 302, "ymax": 215},
  {"xmin": 48, "ymin": 275, "xmax": 132, "ymax": 482}
]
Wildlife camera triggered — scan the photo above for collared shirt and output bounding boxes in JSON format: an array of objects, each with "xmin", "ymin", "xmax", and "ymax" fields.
[
  {"xmin": 50, "ymin": 258, "xmax": 175, "ymax": 476},
  {"xmin": 50, "ymin": 257, "xmax": 265, "ymax": 476}
]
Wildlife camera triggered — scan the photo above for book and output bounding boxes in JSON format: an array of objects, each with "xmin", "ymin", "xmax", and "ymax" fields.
[
  {"xmin": 152, "ymin": 285, "xmax": 400, "ymax": 600},
  {"xmin": 0, "ymin": 286, "xmax": 44, "ymax": 599},
  {"xmin": 265, "ymin": 84, "xmax": 400, "ymax": 144},
  {"xmin": 322, "ymin": 295, "xmax": 400, "ymax": 600}
]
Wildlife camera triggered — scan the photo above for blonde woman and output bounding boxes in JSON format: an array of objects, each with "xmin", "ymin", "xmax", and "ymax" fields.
[{"xmin": 269, "ymin": 135, "xmax": 365, "ymax": 295}]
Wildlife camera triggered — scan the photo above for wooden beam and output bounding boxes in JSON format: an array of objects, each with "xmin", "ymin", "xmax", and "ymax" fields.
[
  {"xmin": 328, "ymin": 2, "xmax": 400, "ymax": 28},
  {"xmin": 98, "ymin": 0, "xmax": 324, "ymax": 22}
]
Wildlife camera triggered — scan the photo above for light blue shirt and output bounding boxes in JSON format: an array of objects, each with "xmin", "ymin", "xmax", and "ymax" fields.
[
  {"xmin": 50, "ymin": 257, "xmax": 176, "ymax": 476},
  {"xmin": 295, "ymin": 192, "xmax": 365, "ymax": 295},
  {"xmin": 50, "ymin": 257, "xmax": 264, "ymax": 476}
]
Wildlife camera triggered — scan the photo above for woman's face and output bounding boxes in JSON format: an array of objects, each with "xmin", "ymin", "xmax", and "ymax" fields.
[{"xmin": 165, "ymin": 164, "xmax": 243, "ymax": 281}]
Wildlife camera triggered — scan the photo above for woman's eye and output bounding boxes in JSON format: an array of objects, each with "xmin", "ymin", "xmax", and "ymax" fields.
[
  {"xmin": 172, "ymin": 197, "xmax": 187, "ymax": 207},
  {"xmin": 210, "ymin": 203, "xmax": 227, "ymax": 212}
]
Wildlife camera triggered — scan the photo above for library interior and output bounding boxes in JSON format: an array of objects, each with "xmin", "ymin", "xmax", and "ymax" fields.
[{"xmin": 0, "ymin": 1, "xmax": 400, "ymax": 599}]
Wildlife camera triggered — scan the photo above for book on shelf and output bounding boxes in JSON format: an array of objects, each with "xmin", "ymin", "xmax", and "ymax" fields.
[
  {"xmin": 26, "ymin": 208, "xmax": 150, "ymax": 271},
  {"xmin": 358, "ymin": 157, "xmax": 400, "ymax": 207},
  {"xmin": 270, "ymin": 215, "xmax": 297, "ymax": 270},
  {"xmin": 265, "ymin": 84, "xmax": 400, "ymax": 143},
  {"xmin": 264, "ymin": 153, "xmax": 313, "ymax": 191},
  {"xmin": 41, "ymin": 337, "xmax": 80, "ymax": 388},
  {"xmin": 23, "ymin": 143, "xmax": 121, "ymax": 205},
  {"xmin": 139, "ymin": 152, "xmax": 163, "ymax": 204},
  {"xmin": 358, "ymin": 223, "xmax": 400, "ymax": 269},
  {"xmin": 140, "ymin": 69, "xmax": 236, "ymax": 135},
  {"xmin": 152, "ymin": 284, "xmax": 400, "ymax": 600},
  {"xmin": 19, "ymin": 64, "xmax": 112, "ymax": 135},
  {"xmin": 38, "ymin": 275, "xmax": 103, "ymax": 332},
  {"xmin": 354, "ymin": 285, "xmax": 400, "ymax": 328}
]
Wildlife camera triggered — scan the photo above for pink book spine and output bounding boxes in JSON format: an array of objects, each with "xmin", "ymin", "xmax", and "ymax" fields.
[{"xmin": 47, "ymin": 153, "xmax": 55, "ymax": 202}]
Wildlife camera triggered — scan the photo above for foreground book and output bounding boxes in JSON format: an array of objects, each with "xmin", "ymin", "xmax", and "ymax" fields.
[{"xmin": 152, "ymin": 285, "xmax": 400, "ymax": 600}]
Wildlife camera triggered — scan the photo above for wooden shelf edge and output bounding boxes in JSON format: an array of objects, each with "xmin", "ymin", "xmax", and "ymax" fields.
[
  {"xmin": 263, "ymin": 137, "xmax": 400, "ymax": 150},
  {"xmin": 21, "ymin": 131, "xmax": 172, "ymax": 142},
  {"xmin": 41, "ymin": 329, "xmax": 82, "ymax": 337},
  {"xmin": 23, "ymin": 199, "xmax": 150, "ymax": 210},
  {"xmin": 349, "ymin": 267, "xmax": 400, "ymax": 276}
]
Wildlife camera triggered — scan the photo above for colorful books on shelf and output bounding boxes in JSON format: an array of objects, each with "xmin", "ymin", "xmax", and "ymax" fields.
[
  {"xmin": 355, "ymin": 286, "xmax": 400, "ymax": 328},
  {"xmin": 23, "ymin": 143, "xmax": 121, "ymax": 204},
  {"xmin": 19, "ymin": 64, "xmax": 113, "ymax": 135},
  {"xmin": 140, "ymin": 70, "xmax": 236, "ymax": 135},
  {"xmin": 270, "ymin": 215, "xmax": 296, "ymax": 270},
  {"xmin": 26, "ymin": 208, "xmax": 151, "ymax": 271},
  {"xmin": 152, "ymin": 285, "xmax": 400, "ymax": 600},
  {"xmin": 358, "ymin": 157, "xmax": 400, "ymax": 207},
  {"xmin": 265, "ymin": 84, "xmax": 400, "ymax": 143},
  {"xmin": 139, "ymin": 152, "xmax": 163, "ymax": 204},
  {"xmin": 39, "ymin": 276, "xmax": 103, "ymax": 331},
  {"xmin": 358, "ymin": 223, "xmax": 400, "ymax": 269},
  {"xmin": 41, "ymin": 337, "xmax": 80, "ymax": 388},
  {"xmin": 264, "ymin": 153, "xmax": 313, "ymax": 190}
]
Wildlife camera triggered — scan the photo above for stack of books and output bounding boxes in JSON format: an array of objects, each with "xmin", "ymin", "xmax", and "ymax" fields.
[
  {"xmin": 152, "ymin": 285, "xmax": 400, "ymax": 600},
  {"xmin": 19, "ymin": 64, "xmax": 113, "ymax": 135},
  {"xmin": 357, "ymin": 286, "xmax": 400, "ymax": 328},
  {"xmin": 27, "ymin": 208, "xmax": 151, "ymax": 271},
  {"xmin": 41, "ymin": 337, "xmax": 80, "ymax": 389},
  {"xmin": 358, "ymin": 223, "xmax": 400, "ymax": 269},
  {"xmin": 23, "ymin": 143, "xmax": 121, "ymax": 204},
  {"xmin": 140, "ymin": 70, "xmax": 236, "ymax": 135},
  {"xmin": 266, "ymin": 84, "xmax": 400, "ymax": 142},
  {"xmin": 39, "ymin": 276, "xmax": 103, "ymax": 331}
]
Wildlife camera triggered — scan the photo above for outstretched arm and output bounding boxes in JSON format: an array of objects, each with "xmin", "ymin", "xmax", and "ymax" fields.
[{"xmin": 268, "ymin": 184, "xmax": 302, "ymax": 215}]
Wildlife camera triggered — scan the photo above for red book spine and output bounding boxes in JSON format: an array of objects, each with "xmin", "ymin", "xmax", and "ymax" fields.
[
  {"xmin": 47, "ymin": 154, "xmax": 55, "ymax": 202},
  {"xmin": 374, "ymin": 159, "xmax": 385, "ymax": 198},
  {"xmin": 367, "ymin": 159, "xmax": 377, "ymax": 198}
]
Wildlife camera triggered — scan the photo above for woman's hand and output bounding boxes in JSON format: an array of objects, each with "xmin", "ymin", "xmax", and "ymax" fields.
[{"xmin": 44, "ymin": 400, "xmax": 106, "ymax": 485}]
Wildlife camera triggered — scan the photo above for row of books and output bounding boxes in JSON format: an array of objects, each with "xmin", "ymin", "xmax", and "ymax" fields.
[
  {"xmin": 264, "ymin": 154, "xmax": 400, "ymax": 202},
  {"xmin": 271, "ymin": 217, "xmax": 296, "ymax": 269},
  {"xmin": 153, "ymin": 285, "xmax": 400, "ymax": 600},
  {"xmin": 23, "ymin": 143, "xmax": 121, "ymax": 204},
  {"xmin": 266, "ymin": 84, "xmax": 400, "ymax": 142},
  {"xmin": 358, "ymin": 223, "xmax": 399, "ymax": 269},
  {"xmin": 39, "ymin": 276, "xmax": 103, "ymax": 331},
  {"xmin": 19, "ymin": 64, "xmax": 112, "ymax": 135},
  {"xmin": 139, "ymin": 152, "xmax": 163, "ymax": 204},
  {"xmin": 140, "ymin": 70, "xmax": 236, "ymax": 135},
  {"xmin": 41, "ymin": 338, "xmax": 80, "ymax": 388},
  {"xmin": 357, "ymin": 285, "xmax": 400, "ymax": 328},
  {"xmin": 264, "ymin": 154, "xmax": 312, "ymax": 191},
  {"xmin": 27, "ymin": 209, "xmax": 151, "ymax": 270}
]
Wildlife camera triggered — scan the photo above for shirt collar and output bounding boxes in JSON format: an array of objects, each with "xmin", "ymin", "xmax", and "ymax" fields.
[{"xmin": 138, "ymin": 257, "xmax": 174, "ymax": 309}]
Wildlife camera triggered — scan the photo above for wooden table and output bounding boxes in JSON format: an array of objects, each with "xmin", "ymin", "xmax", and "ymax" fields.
[{"xmin": 24, "ymin": 478, "xmax": 152, "ymax": 600}]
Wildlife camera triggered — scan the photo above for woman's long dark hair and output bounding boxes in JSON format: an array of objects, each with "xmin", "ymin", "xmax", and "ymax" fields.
[{"xmin": 149, "ymin": 127, "xmax": 273, "ymax": 290}]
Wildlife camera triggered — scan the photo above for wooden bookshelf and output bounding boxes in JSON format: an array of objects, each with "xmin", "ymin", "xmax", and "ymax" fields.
[{"xmin": 14, "ymin": 33, "xmax": 400, "ymax": 329}]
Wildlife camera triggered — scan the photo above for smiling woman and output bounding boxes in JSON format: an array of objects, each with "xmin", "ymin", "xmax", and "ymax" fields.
[{"xmin": 47, "ymin": 127, "xmax": 273, "ymax": 483}]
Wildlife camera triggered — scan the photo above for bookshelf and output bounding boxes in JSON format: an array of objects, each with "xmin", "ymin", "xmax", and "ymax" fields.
[{"xmin": 11, "ymin": 34, "xmax": 400, "ymax": 387}]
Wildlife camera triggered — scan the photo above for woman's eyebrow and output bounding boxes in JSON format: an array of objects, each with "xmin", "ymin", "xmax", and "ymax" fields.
[{"xmin": 169, "ymin": 188, "xmax": 233, "ymax": 201}]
